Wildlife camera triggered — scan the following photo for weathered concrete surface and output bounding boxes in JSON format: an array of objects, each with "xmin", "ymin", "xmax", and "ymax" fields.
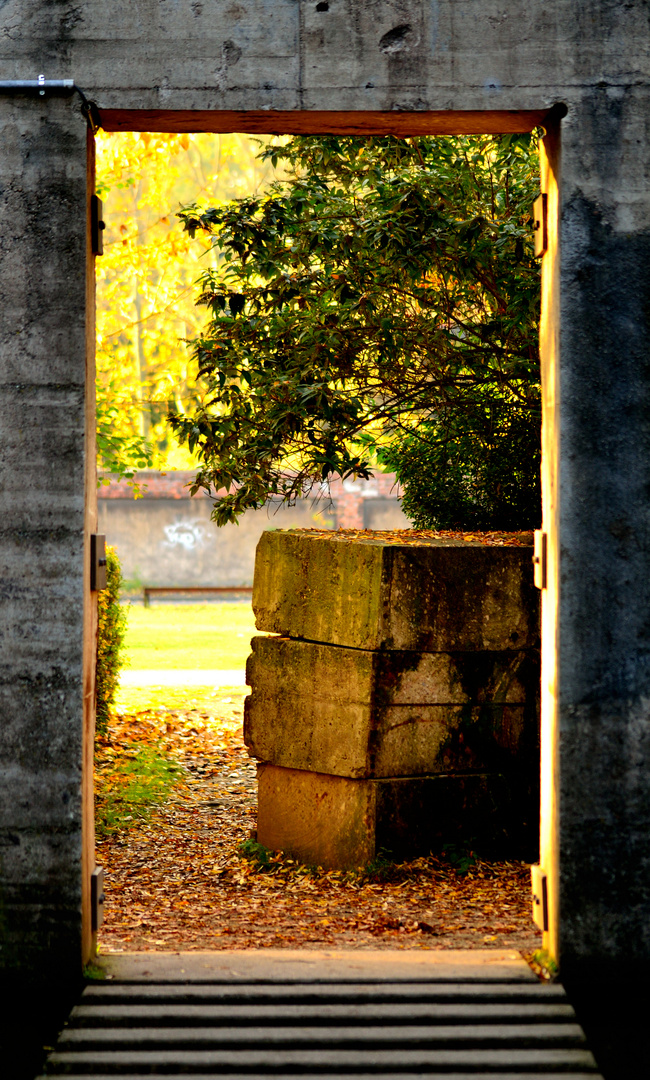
[
  {"xmin": 245, "ymin": 635, "xmax": 539, "ymax": 779},
  {"xmin": 96, "ymin": 947, "xmax": 536, "ymax": 981},
  {"xmin": 1, "ymin": 1, "xmax": 647, "ymax": 117},
  {"xmin": 554, "ymin": 97, "xmax": 650, "ymax": 979},
  {"xmin": 0, "ymin": 98, "xmax": 90, "ymax": 990},
  {"xmin": 257, "ymin": 764, "xmax": 536, "ymax": 868},
  {"xmin": 100, "ymin": 495, "xmax": 331, "ymax": 589},
  {"xmin": 1, "ymin": 0, "xmax": 650, "ymax": 983},
  {"xmin": 253, "ymin": 531, "xmax": 538, "ymax": 652}
]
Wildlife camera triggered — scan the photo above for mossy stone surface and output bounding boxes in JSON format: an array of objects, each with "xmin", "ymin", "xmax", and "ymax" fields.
[
  {"xmin": 257, "ymin": 764, "xmax": 538, "ymax": 868},
  {"xmin": 253, "ymin": 530, "xmax": 539, "ymax": 651},
  {"xmin": 245, "ymin": 636, "xmax": 539, "ymax": 780}
]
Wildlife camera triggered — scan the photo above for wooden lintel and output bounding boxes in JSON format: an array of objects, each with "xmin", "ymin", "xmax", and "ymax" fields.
[{"xmin": 99, "ymin": 108, "xmax": 550, "ymax": 136}]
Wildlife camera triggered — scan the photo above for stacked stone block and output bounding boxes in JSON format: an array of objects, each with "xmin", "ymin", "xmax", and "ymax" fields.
[{"xmin": 245, "ymin": 530, "xmax": 539, "ymax": 869}]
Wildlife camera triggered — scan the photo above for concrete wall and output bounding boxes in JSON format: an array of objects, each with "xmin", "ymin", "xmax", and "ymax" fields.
[
  {"xmin": 97, "ymin": 472, "xmax": 408, "ymax": 589},
  {"xmin": 1, "ymin": 0, "xmax": 650, "ymax": 988},
  {"xmin": 0, "ymin": 99, "xmax": 92, "ymax": 989},
  {"xmin": 556, "ymin": 97, "xmax": 650, "ymax": 979}
]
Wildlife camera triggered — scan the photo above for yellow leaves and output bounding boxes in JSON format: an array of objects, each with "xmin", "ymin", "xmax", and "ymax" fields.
[
  {"xmin": 97, "ymin": 689, "xmax": 540, "ymax": 954},
  {"xmin": 293, "ymin": 527, "xmax": 532, "ymax": 547},
  {"xmin": 95, "ymin": 131, "xmax": 280, "ymax": 472}
]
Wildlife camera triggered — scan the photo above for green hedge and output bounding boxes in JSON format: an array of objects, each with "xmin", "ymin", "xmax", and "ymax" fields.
[{"xmin": 96, "ymin": 545, "xmax": 127, "ymax": 735}]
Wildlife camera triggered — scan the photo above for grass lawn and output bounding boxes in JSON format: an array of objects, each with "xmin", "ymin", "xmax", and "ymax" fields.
[
  {"xmin": 122, "ymin": 602, "xmax": 258, "ymax": 671},
  {"xmin": 114, "ymin": 684, "xmax": 248, "ymax": 713}
]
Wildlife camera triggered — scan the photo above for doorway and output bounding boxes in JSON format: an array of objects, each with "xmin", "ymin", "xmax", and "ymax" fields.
[{"xmin": 84, "ymin": 109, "xmax": 560, "ymax": 965}]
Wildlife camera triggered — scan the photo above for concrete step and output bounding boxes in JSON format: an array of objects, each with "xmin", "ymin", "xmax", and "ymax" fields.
[
  {"xmin": 39, "ymin": 951, "xmax": 603, "ymax": 1077},
  {"xmin": 81, "ymin": 981, "xmax": 570, "ymax": 1004},
  {"xmin": 44, "ymin": 1046, "xmax": 602, "ymax": 1073},
  {"xmin": 43, "ymin": 1076, "xmax": 602, "ymax": 1080},
  {"xmin": 57, "ymin": 1021, "xmax": 588, "ymax": 1048},
  {"xmin": 70, "ymin": 1002, "xmax": 578, "ymax": 1025}
]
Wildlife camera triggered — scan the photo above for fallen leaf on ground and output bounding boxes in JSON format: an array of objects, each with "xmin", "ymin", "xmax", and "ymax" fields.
[{"xmin": 97, "ymin": 693, "xmax": 542, "ymax": 955}]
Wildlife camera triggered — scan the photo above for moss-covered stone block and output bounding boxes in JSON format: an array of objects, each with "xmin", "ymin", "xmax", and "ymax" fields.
[
  {"xmin": 253, "ymin": 530, "xmax": 538, "ymax": 652},
  {"xmin": 249, "ymin": 529, "xmax": 540, "ymax": 863},
  {"xmin": 257, "ymin": 764, "xmax": 537, "ymax": 869},
  {"xmin": 245, "ymin": 635, "xmax": 539, "ymax": 779}
]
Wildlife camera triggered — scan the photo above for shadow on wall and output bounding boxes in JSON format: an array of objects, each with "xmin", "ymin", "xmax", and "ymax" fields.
[{"xmin": 97, "ymin": 471, "xmax": 409, "ymax": 589}]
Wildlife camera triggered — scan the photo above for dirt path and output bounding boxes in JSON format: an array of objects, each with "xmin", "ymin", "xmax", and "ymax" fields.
[{"xmin": 96, "ymin": 692, "xmax": 542, "ymax": 955}]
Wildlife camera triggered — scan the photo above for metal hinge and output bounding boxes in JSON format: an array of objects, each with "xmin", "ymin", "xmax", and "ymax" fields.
[
  {"xmin": 90, "ymin": 534, "xmax": 107, "ymax": 591},
  {"xmin": 91, "ymin": 194, "xmax": 105, "ymax": 256},
  {"xmin": 533, "ymin": 193, "xmax": 548, "ymax": 257},
  {"xmin": 531, "ymin": 864, "xmax": 549, "ymax": 932},
  {"xmin": 91, "ymin": 866, "xmax": 105, "ymax": 932},
  {"xmin": 533, "ymin": 529, "xmax": 547, "ymax": 590}
]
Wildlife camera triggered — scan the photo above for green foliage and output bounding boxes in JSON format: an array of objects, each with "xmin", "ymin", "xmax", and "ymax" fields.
[
  {"xmin": 440, "ymin": 841, "xmax": 478, "ymax": 875},
  {"xmin": 381, "ymin": 398, "xmax": 541, "ymax": 530},
  {"xmin": 363, "ymin": 847, "xmax": 396, "ymax": 881},
  {"xmin": 96, "ymin": 546, "xmax": 128, "ymax": 735},
  {"xmin": 530, "ymin": 948, "xmax": 559, "ymax": 980},
  {"xmin": 238, "ymin": 838, "xmax": 274, "ymax": 869},
  {"xmin": 173, "ymin": 134, "xmax": 541, "ymax": 528},
  {"xmin": 95, "ymin": 743, "xmax": 182, "ymax": 837},
  {"xmin": 95, "ymin": 132, "xmax": 283, "ymax": 478},
  {"xmin": 83, "ymin": 963, "xmax": 107, "ymax": 980}
]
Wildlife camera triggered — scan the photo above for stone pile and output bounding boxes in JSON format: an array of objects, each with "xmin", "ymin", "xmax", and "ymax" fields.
[{"xmin": 245, "ymin": 530, "xmax": 540, "ymax": 869}]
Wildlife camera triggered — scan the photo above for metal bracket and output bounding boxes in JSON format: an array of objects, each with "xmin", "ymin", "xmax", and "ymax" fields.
[
  {"xmin": 91, "ymin": 867, "xmax": 105, "ymax": 932},
  {"xmin": 90, "ymin": 534, "xmax": 107, "ymax": 592},
  {"xmin": 0, "ymin": 77, "xmax": 75, "ymax": 96},
  {"xmin": 0, "ymin": 77, "xmax": 102, "ymax": 132},
  {"xmin": 533, "ymin": 529, "xmax": 547, "ymax": 590},
  {"xmin": 91, "ymin": 195, "xmax": 105, "ymax": 256},
  {"xmin": 531, "ymin": 864, "xmax": 549, "ymax": 932},
  {"xmin": 533, "ymin": 193, "xmax": 548, "ymax": 258}
]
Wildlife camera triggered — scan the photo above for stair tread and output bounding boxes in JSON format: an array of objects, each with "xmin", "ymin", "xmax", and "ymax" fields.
[
  {"xmin": 70, "ymin": 1002, "xmax": 577, "ymax": 1024},
  {"xmin": 59, "ymin": 1021, "xmax": 587, "ymax": 1046},
  {"xmin": 44, "ymin": 971, "xmax": 601, "ymax": 1076},
  {"xmin": 46, "ymin": 1045, "xmax": 601, "ymax": 1067},
  {"xmin": 82, "ymin": 981, "xmax": 569, "ymax": 1003},
  {"xmin": 39, "ymin": 1074, "xmax": 601, "ymax": 1080}
]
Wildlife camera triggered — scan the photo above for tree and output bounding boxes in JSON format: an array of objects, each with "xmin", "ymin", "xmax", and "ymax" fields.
[
  {"xmin": 172, "ymin": 133, "xmax": 541, "ymax": 529},
  {"xmin": 95, "ymin": 131, "xmax": 280, "ymax": 488}
]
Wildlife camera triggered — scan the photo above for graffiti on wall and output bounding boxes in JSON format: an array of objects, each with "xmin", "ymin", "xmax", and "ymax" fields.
[{"xmin": 162, "ymin": 519, "xmax": 213, "ymax": 552}]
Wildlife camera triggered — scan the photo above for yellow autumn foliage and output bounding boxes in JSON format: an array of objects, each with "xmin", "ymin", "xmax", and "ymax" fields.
[{"xmin": 95, "ymin": 131, "xmax": 279, "ymax": 480}]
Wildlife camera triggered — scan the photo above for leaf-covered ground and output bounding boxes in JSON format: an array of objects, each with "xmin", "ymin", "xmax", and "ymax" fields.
[
  {"xmin": 96, "ymin": 690, "xmax": 542, "ymax": 954},
  {"xmin": 289, "ymin": 529, "xmax": 534, "ymax": 546}
]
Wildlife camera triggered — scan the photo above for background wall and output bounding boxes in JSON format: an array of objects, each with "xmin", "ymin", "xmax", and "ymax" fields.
[{"xmin": 98, "ymin": 472, "xmax": 409, "ymax": 589}]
